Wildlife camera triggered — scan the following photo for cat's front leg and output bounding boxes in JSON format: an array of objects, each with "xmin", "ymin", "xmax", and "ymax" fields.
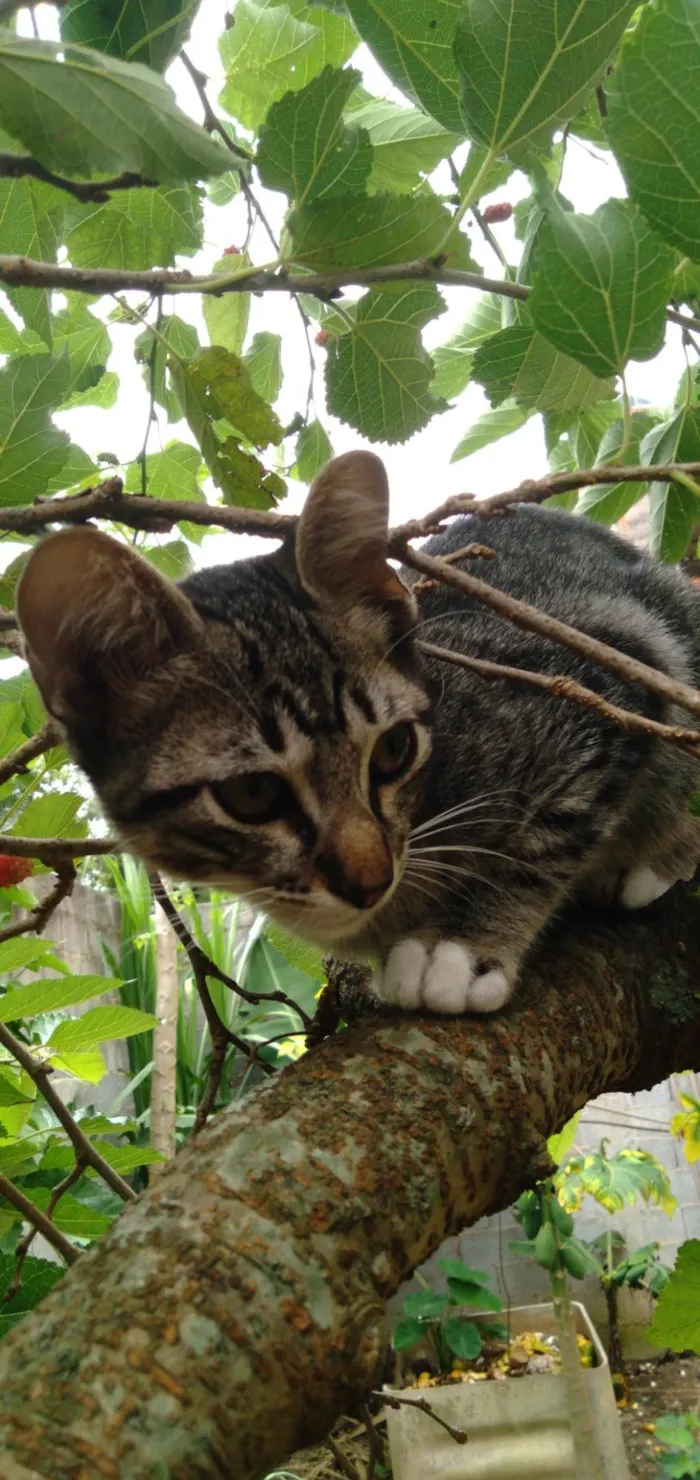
[{"xmin": 374, "ymin": 937, "xmax": 516, "ymax": 1016}]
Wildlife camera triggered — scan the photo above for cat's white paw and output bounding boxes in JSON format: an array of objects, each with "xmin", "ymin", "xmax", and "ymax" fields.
[
  {"xmin": 619, "ymin": 865, "xmax": 673, "ymax": 910},
  {"xmin": 375, "ymin": 938, "xmax": 512, "ymax": 1016}
]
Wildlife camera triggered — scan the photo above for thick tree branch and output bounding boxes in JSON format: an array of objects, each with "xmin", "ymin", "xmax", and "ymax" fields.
[
  {"xmin": 1, "ymin": 253, "xmax": 699, "ymax": 337},
  {"xmin": 0, "ymin": 882, "xmax": 699, "ymax": 1478},
  {"xmin": 0, "ymin": 155, "xmax": 156, "ymax": 204}
]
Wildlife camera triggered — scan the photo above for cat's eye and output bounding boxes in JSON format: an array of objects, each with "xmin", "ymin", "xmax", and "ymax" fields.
[
  {"xmin": 212, "ymin": 771, "xmax": 288, "ymax": 823},
  {"xmin": 371, "ymin": 721, "xmax": 417, "ymax": 781}
]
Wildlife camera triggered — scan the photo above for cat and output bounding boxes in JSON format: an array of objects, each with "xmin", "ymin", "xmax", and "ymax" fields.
[{"xmin": 16, "ymin": 450, "xmax": 700, "ymax": 1015}]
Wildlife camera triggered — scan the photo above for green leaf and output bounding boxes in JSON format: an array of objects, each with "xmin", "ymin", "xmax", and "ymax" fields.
[
  {"xmin": 243, "ymin": 332, "xmax": 283, "ymax": 404},
  {"xmin": 294, "ymin": 419, "xmax": 333, "ymax": 481},
  {"xmin": 219, "ymin": 0, "xmax": 358, "ymax": 131},
  {"xmin": 60, "ymin": 0, "xmax": 199, "ymax": 72},
  {"xmin": 326, "ymin": 283, "xmax": 447, "ymax": 443},
  {"xmin": 576, "ymin": 412, "xmax": 660, "ymax": 526},
  {"xmin": 454, "ymin": 0, "xmax": 636, "ymax": 160},
  {"xmin": 655, "ymin": 1416, "xmax": 697, "ymax": 1451},
  {"xmin": 0, "ymin": 938, "xmax": 65, "ymax": 975},
  {"xmin": 0, "ymin": 34, "xmax": 230, "ymax": 182},
  {"xmin": 65, "ymin": 184, "xmax": 203, "ymax": 271},
  {"xmin": 391, "ymin": 1315, "xmax": 423, "ymax": 1351},
  {"xmin": 402, "ymin": 1289, "xmax": 449, "ymax": 1320},
  {"xmin": 0, "ymin": 975, "xmax": 118, "ymax": 1023},
  {"xmin": 264, "ymin": 926, "xmax": 324, "ymax": 981},
  {"xmin": 203, "ymin": 256, "xmax": 251, "ymax": 357},
  {"xmin": 530, "ymin": 199, "xmax": 676, "ymax": 379},
  {"xmin": 50, "ymin": 1048, "xmax": 107, "ymax": 1084},
  {"xmin": 649, "ymin": 1239, "xmax": 700, "ymax": 1354},
  {"xmin": 641, "ymin": 408, "xmax": 700, "ymax": 564},
  {"xmin": 443, "ymin": 1316, "xmax": 481, "ymax": 1361},
  {"xmin": 0, "ymin": 1254, "xmax": 64, "ymax": 1337},
  {"xmin": 28, "ymin": 1187, "xmax": 113, "ymax": 1240},
  {"xmin": 49, "ymin": 1005, "xmax": 159, "ymax": 1051},
  {"xmin": 135, "ymin": 314, "xmax": 199, "ymax": 422},
  {"xmin": 547, "ymin": 1112, "xmax": 582, "ymax": 1166},
  {"xmin": 345, "ymin": 89, "xmax": 459, "ymax": 195},
  {"xmin": 0, "ymin": 1071, "xmax": 33, "ymax": 1107},
  {"xmin": 343, "ymin": 0, "xmax": 463, "ymax": 132},
  {"xmin": 41, "ymin": 1142, "xmax": 165, "ymax": 1175},
  {"xmin": 431, "ymin": 294, "xmax": 503, "ymax": 401},
  {"xmin": 607, "ymin": 0, "xmax": 700, "ymax": 262},
  {"xmin": 16, "ymin": 300, "xmax": 114, "ymax": 411},
  {"xmin": 125, "ymin": 442, "xmax": 206, "ymax": 512},
  {"xmin": 457, "ymin": 144, "xmax": 514, "ymax": 208},
  {"xmin": 258, "ymin": 65, "xmax": 371, "ymax": 203},
  {"xmin": 446, "ymin": 1279, "xmax": 503, "ymax": 1312},
  {"xmin": 437, "ymin": 1258, "xmax": 492, "ymax": 1284},
  {"xmin": 0, "ymin": 131, "xmax": 64, "ymax": 346},
  {"xmin": 174, "ymin": 346, "xmax": 283, "ymax": 449},
  {"xmin": 450, "ymin": 403, "xmax": 531, "ymax": 463},
  {"xmin": 9, "ymin": 792, "xmax": 85, "ymax": 839},
  {"xmin": 145, "ymin": 540, "xmax": 193, "ymax": 581},
  {"xmin": 0, "ymin": 702, "xmax": 26, "ymax": 763},
  {"xmin": 170, "ymin": 349, "xmax": 285, "ymax": 509},
  {"xmin": 472, "ymin": 325, "xmax": 612, "ymax": 412},
  {"xmin": 0, "ymin": 355, "xmax": 72, "ymax": 507},
  {"xmin": 287, "ymin": 191, "xmax": 476, "ymax": 269}
]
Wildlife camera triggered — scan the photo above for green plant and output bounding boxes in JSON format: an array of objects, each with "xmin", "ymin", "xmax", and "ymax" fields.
[
  {"xmin": 392, "ymin": 1257, "xmax": 505, "ymax": 1369},
  {"xmin": 586, "ymin": 1231, "xmax": 670, "ymax": 1372},
  {"xmin": 654, "ymin": 1414, "xmax": 700, "ymax": 1479}
]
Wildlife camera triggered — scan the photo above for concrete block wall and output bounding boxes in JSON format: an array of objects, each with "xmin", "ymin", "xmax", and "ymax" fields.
[{"xmin": 391, "ymin": 1074, "xmax": 700, "ymax": 1359}]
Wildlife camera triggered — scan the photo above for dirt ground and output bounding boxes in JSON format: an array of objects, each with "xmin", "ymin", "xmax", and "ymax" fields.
[
  {"xmin": 620, "ymin": 1355, "xmax": 700, "ymax": 1478},
  {"xmin": 280, "ymin": 1357, "xmax": 700, "ymax": 1480}
]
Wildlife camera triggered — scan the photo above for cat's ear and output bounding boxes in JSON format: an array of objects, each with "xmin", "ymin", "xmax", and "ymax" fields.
[
  {"xmin": 295, "ymin": 451, "xmax": 416, "ymax": 620},
  {"xmin": 16, "ymin": 526, "xmax": 203, "ymax": 720}
]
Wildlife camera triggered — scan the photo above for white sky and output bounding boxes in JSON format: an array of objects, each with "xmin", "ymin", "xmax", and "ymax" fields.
[{"xmin": 5, "ymin": 1, "xmax": 689, "ymax": 575}]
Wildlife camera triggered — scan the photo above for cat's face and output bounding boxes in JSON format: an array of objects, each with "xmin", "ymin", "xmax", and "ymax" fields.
[{"xmin": 17, "ymin": 452, "xmax": 433, "ymax": 947}]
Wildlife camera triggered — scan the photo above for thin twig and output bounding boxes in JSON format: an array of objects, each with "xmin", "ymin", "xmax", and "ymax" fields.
[
  {"xmin": 0, "ymin": 155, "xmax": 156, "ymax": 204},
  {"xmin": 3, "ymin": 1158, "xmax": 86, "ymax": 1302},
  {"xmin": 0, "ymin": 1023, "xmax": 135, "ymax": 1202},
  {"xmin": 326, "ymin": 1434, "xmax": 364, "ymax": 1480},
  {"xmin": 419, "ymin": 641, "xmax": 700, "ymax": 758},
  {"xmin": 0, "ymin": 1171, "xmax": 80, "ymax": 1266},
  {"xmin": 0, "ymin": 720, "xmax": 60, "ymax": 788},
  {"xmin": 373, "ymin": 1391, "xmax": 468, "ymax": 1444},
  {"xmin": 0, "ymin": 862, "xmax": 76, "ymax": 946},
  {"xmin": 152, "ymin": 878, "xmax": 312, "ymax": 1027},
  {"xmin": 152, "ymin": 881, "xmax": 277, "ymax": 1123},
  {"xmin": 403, "ymin": 545, "xmax": 700, "ymax": 723},
  {"xmin": 360, "ymin": 1403, "xmax": 385, "ymax": 1480}
]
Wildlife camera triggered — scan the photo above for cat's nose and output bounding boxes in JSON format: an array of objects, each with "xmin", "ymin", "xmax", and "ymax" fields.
[{"xmin": 315, "ymin": 815, "xmax": 394, "ymax": 911}]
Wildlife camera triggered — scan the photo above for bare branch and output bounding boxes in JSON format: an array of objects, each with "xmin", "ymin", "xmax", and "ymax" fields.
[
  {"xmin": 0, "ymin": 720, "xmax": 60, "ymax": 789},
  {"xmin": 0, "ymin": 154, "xmax": 156, "ymax": 204},
  {"xmin": 2, "ymin": 253, "xmax": 699, "ymax": 339},
  {"xmin": 375, "ymin": 1391, "xmax": 469, "ymax": 1445},
  {"xmin": 0, "ymin": 1171, "xmax": 80, "ymax": 1266},
  {"xmin": 419, "ymin": 640, "xmax": 700, "ymax": 758},
  {"xmin": 402, "ymin": 544, "xmax": 700, "ymax": 723},
  {"xmin": 0, "ymin": 836, "xmax": 116, "ymax": 862},
  {"xmin": 0, "ymin": 474, "xmax": 293, "ymax": 541},
  {"xmin": 0, "ymin": 1023, "xmax": 136, "ymax": 1203},
  {"xmin": 0, "ymin": 862, "xmax": 76, "ymax": 946},
  {"xmin": 3, "ymin": 1159, "xmax": 86, "ymax": 1302}
]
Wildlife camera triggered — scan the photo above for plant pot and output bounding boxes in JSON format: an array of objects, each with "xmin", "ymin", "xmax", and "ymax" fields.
[{"xmin": 384, "ymin": 1301, "xmax": 630, "ymax": 1480}]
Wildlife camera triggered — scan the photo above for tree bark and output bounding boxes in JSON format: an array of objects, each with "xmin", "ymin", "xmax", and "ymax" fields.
[
  {"xmin": 1, "ymin": 885, "xmax": 700, "ymax": 1480},
  {"xmin": 150, "ymin": 895, "xmax": 179, "ymax": 1163}
]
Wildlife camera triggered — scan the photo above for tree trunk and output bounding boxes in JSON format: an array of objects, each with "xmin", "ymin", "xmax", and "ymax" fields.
[{"xmin": 1, "ymin": 885, "xmax": 700, "ymax": 1480}]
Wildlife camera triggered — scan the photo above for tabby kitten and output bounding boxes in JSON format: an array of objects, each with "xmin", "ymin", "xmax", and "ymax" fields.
[{"xmin": 16, "ymin": 451, "xmax": 700, "ymax": 1015}]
